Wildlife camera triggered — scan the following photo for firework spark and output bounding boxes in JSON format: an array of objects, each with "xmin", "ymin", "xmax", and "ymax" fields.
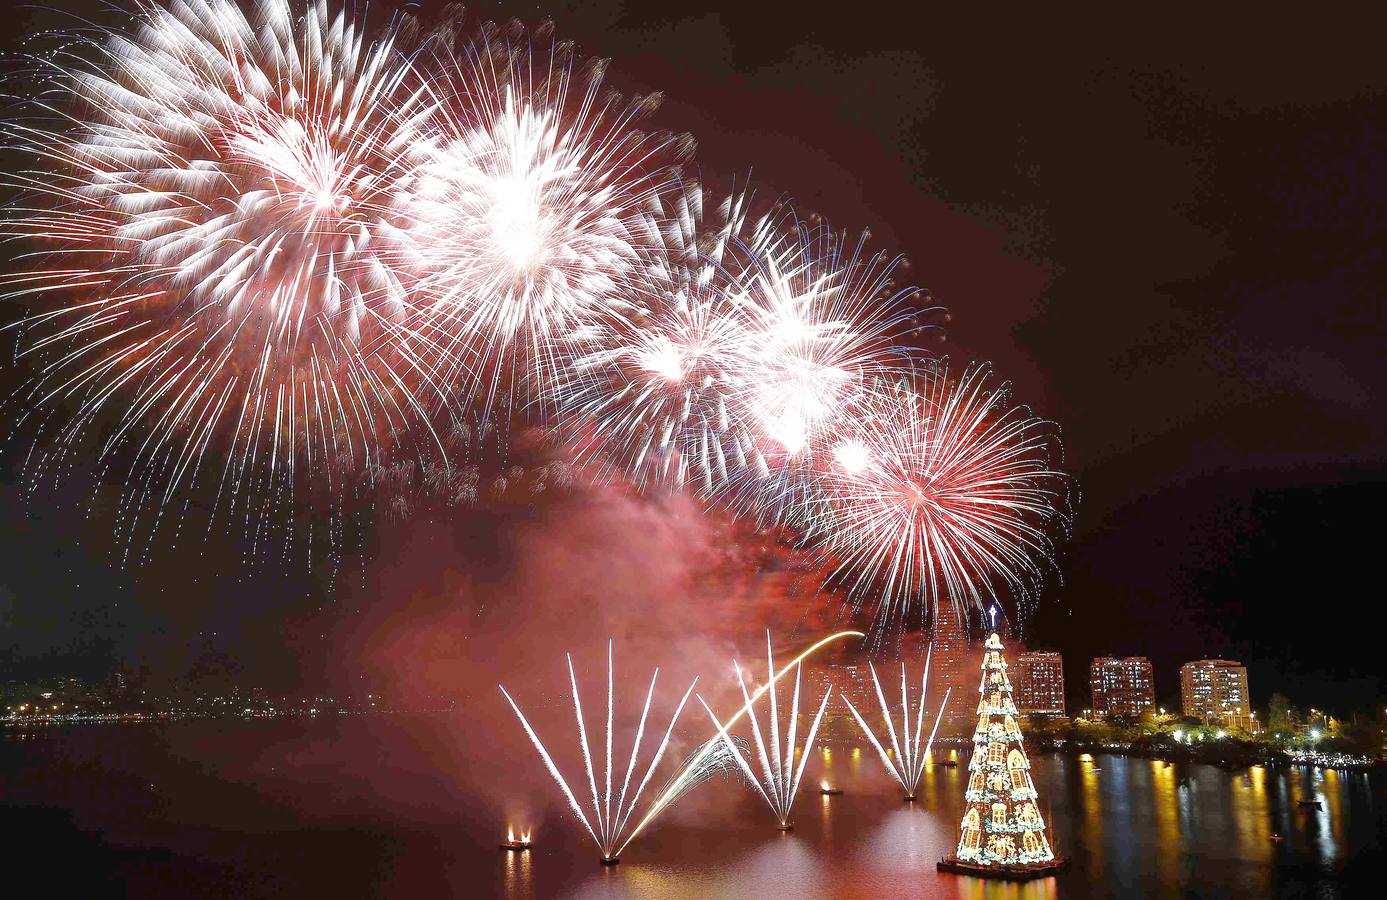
[
  {"xmin": 499, "ymin": 640, "xmax": 725, "ymax": 862},
  {"xmin": 2, "ymin": 0, "xmax": 443, "ymax": 548},
  {"xmin": 699, "ymin": 631, "xmax": 832, "ymax": 829},
  {"xmin": 841, "ymin": 648, "xmax": 951, "ymax": 799}
]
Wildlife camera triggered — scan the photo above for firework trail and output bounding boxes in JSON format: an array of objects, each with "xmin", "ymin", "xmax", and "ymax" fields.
[
  {"xmin": 1, "ymin": 0, "xmax": 446, "ymax": 550},
  {"xmin": 793, "ymin": 364, "xmax": 1065, "ymax": 627},
  {"xmin": 498, "ymin": 640, "xmax": 728, "ymax": 862},
  {"xmin": 841, "ymin": 647, "xmax": 951, "ymax": 799},
  {"xmin": 698, "ymin": 631, "xmax": 832, "ymax": 828},
  {"xmin": 617, "ymin": 629, "xmax": 861, "ymax": 853}
]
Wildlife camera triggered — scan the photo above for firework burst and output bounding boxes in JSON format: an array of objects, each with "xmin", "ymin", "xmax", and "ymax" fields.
[
  {"xmin": 388, "ymin": 21, "xmax": 683, "ymax": 416},
  {"xmin": 552, "ymin": 182, "xmax": 765, "ymax": 492},
  {"xmin": 2, "ymin": 0, "xmax": 443, "ymax": 548},
  {"xmin": 554, "ymin": 185, "xmax": 928, "ymax": 501},
  {"xmin": 796, "ymin": 365, "xmax": 1066, "ymax": 627}
]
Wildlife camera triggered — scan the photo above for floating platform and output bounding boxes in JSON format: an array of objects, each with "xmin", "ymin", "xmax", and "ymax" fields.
[
  {"xmin": 776, "ymin": 823, "xmax": 795, "ymax": 831},
  {"xmin": 499, "ymin": 840, "xmax": 532, "ymax": 851},
  {"xmin": 599, "ymin": 856, "xmax": 620, "ymax": 866},
  {"xmin": 820, "ymin": 787, "xmax": 844, "ymax": 796},
  {"xmin": 936, "ymin": 855, "xmax": 1069, "ymax": 881}
]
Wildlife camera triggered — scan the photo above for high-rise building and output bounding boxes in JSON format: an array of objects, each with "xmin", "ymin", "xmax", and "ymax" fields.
[
  {"xmin": 1180, "ymin": 660, "xmax": 1253, "ymax": 731},
  {"xmin": 808, "ymin": 662, "xmax": 878, "ymax": 741},
  {"xmin": 931, "ymin": 606, "xmax": 976, "ymax": 738},
  {"xmin": 1013, "ymin": 652, "xmax": 1065, "ymax": 716},
  {"xmin": 1088, "ymin": 657, "xmax": 1155, "ymax": 719}
]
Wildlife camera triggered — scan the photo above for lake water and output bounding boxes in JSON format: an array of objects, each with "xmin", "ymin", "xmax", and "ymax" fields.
[{"xmin": 1, "ymin": 718, "xmax": 1381, "ymax": 897}]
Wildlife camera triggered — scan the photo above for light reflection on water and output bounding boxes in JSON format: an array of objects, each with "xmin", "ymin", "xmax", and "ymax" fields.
[
  {"xmin": 514, "ymin": 752, "xmax": 1381, "ymax": 899},
  {"xmin": 3, "ymin": 723, "xmax": 1376, "ymax": 899}
]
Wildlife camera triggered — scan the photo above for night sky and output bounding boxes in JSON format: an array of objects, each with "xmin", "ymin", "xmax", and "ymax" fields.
[{"xmin": 2, "ymin": 1, "xmax": 1384, "ymax": 713}]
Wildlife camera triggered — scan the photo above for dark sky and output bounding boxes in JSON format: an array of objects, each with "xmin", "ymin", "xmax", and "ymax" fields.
[{"xmin": 3, "ymin": 1, "xmax": 1385, "ymax": 713}]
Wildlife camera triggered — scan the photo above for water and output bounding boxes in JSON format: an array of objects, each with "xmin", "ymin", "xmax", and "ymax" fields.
[{"xmin": 2, "ymin": 719, "xmax": 1382, "ymax": 897}]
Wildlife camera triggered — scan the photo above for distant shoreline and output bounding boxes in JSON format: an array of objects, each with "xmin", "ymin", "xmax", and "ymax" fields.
[{"xmin": 928, "ymin": 737, "xmax": 1381, "ymax": 772}]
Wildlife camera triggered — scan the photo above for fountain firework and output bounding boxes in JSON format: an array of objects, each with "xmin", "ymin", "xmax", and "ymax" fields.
[
  {"xmin": 698, "ymin": 631, "xmax": 834, "ymax": 829},
  {"xmin": 499, "ymin": 640, "xmax": 728, "ymax": 863},
  {"xmin": 614, "ymin": 630, "xmax": 862, "ymax": 853},
  {"xmin": 841, "ymin": 648, "xmax": 951, "ymax": 800}
]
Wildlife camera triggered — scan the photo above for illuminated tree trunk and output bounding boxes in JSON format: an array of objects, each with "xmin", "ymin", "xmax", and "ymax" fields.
[{"xmin": 943, "ymin": 632, "xmax": 1059, "ymax": 871}]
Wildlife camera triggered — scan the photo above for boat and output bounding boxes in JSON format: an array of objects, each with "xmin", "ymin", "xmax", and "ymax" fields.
[{"xmin": 940, "ymin": 759, "xmax": 958, "ymax": 768}]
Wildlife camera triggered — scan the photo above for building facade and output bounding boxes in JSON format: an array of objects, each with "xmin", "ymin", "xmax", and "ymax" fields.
[
  {"xmin": 1088, "ymin": 657, "xmax": 1155, "ymax": 718},
  {"xmin": 931, "ymin": 606, "xmax": 976, "ymax": 739},
  {"xmin": 1180, "ymin": 659, "xmax": 1253, "ymax": 731},
  {"xmin": 1013, "ymin": 651, "xmax": 1066, "ymax": 716}
]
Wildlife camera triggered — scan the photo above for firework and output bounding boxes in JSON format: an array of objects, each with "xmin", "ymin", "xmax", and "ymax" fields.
[
  {"xmin": 554, "ymin": 185, "xmax": 928, "ymax": 501},
  {"xmin": 698, "ymin": 631, "xmax": 833, "ymax": 829},
  {"xmin": 615, "ymin": 629, "xmax": 861, "ymax": 853},
  {"xmin": 717, "ymin": 219, "xmax": 927, "ymax": 529},
  {"xmin": 388, "ymin": 21, "xmax": 682, "ymax": 415},
  {"xmin": 795, "ymin": 365, "xmax": 1065, "ymax": 627},
  {"xmin": 2, "ymin": 0, "xmax": 443, "ymax": 546},
  {"xmin": 499, "ymin": 641, "xmax": 727, "ymax": 862},
  {"xmin": 552, "ymin": 182, "xmax": 765, "ymax": 493},
  {"xmin": 841, "ymin": 648, "xmax": 951, "ymax": 800}
]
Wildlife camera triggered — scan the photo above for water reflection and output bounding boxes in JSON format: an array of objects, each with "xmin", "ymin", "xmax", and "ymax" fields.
[
  {"xmin": 2, "ymin": 720, "xmax": 1378, "ymax": 899},
  {"xmin": 1151, "ymin": 759, "xmax": 1179, "ymax": 887},
  {"xmin": 1078, "ymin": 752, "xmax": 1103, "ymax": 881},
  {"xmin": 501, "ymin": 848, "xmax": 532, "ymax": 900}
]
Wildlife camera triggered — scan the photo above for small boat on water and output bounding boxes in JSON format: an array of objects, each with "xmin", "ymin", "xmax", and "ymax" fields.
[
  {"xmin": 940, "ymin": 760, "xmax": 958, "ymax": 768},
  {"xmin": 1269, "ymin": 833, "xmax": 1284, "ymax": 842}
]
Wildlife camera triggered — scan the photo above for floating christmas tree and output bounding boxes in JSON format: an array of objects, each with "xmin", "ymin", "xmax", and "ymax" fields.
[{"xmin": 938, "ymin": 631, "xmax": 1067, "ymax": 879}]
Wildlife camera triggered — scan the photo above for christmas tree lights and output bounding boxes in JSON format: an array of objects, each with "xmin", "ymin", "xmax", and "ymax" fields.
[{"xmin": 938, "ymin": 632, "xmax": 1067, "ymax": 879}]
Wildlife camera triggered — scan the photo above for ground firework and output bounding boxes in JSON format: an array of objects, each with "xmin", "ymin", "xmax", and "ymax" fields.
[
  {"xmin": 498, "ymin": 641, "xmax": 725, "ymax": 862},
  {"xmin": 698, "ymin": 631, "xmax": 834, "ymax": 829},
  {"xmin": 2, "ymin": 0, "xmax": 441, "ymax": 547},
  {"xmin": 841, "ymin": 649, "xmax": 951, "ymax": 799}
]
